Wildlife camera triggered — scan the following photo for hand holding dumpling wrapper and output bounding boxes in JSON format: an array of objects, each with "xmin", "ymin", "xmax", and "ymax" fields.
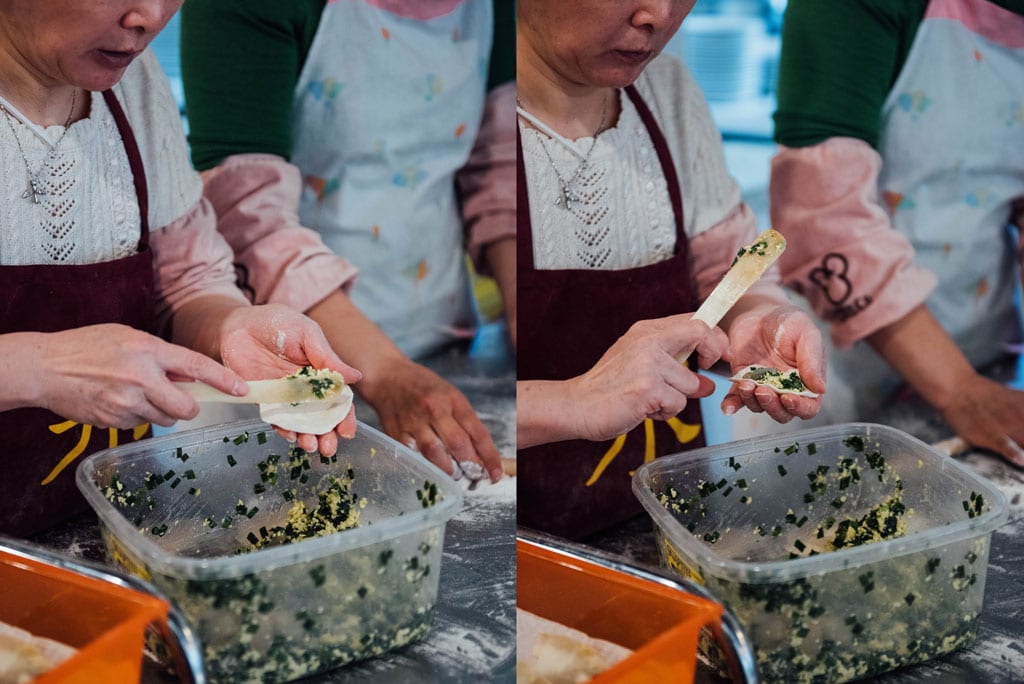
[{"xmin": 177, "ymin": 366, "xmax": 354, "ymax": 435}]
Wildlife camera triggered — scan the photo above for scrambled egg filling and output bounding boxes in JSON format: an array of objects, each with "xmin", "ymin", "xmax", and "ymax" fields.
[{"xmin": 741, "ymin": 365, "xmax": 808, "ymax": 393}]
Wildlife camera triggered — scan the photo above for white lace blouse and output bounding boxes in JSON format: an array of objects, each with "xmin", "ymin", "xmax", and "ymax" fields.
[
  {"xmin": 520, "ymin": 54, "xmax": 742, "ymax": 272},
  {"xmin": 0, "ymin": 50, "xmax": 200, "ymax": 266}
]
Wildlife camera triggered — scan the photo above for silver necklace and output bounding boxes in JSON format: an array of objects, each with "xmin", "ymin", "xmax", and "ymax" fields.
[
  {"xmin": 517, "ymin": 94, "xmax": 607, "ymax": 212},
  {"xmin": 0, "ymin": 89, "xmax": 77, "ymax": 204}
]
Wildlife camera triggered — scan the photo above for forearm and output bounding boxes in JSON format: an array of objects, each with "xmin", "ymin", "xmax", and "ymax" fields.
[
  {"xmin": 866, "ymin": 304, "xmax": 976, "ymax": 413},
  {"xmin": 168, "ymin": 296, "xmax": 250, "ymax": 362},
  {"xmin": 458, "ymin": 82, "xmax": 516, "ymax": 272},
  {"xmin": 306, "ymin": 290, "xmax": 407, "ymax": 402},
  {"xmin": 484, "ymin": 237, "xmax": 516, "ymax": 341},
  {"xmin": 517, "ymin": 379, "xmax": 580, "ymax": 449},
  {"xmin": 485, "ymin": 237, "xmax": 515, "ymax": 304},
  {"xmin": 0, "ymin": 332, "xmax": 46, "ymax": 410}
]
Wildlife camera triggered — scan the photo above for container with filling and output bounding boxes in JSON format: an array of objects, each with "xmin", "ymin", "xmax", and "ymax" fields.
[
  {"xmin": 633, "ymin": 423, "xmax": 1008, "ymax": 683},
  {"xmin": 77, "ymin": 419, "xmax": 462, "ymax": 684}
]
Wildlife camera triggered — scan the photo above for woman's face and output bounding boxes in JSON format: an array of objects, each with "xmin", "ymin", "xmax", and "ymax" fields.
[
  {"xmin": 519, "ymin": 0, "xmax": 697, "ymax": 88},
  {"xmin": 0, "ymin": 1, "xmax": 182, "ymax": 91}
]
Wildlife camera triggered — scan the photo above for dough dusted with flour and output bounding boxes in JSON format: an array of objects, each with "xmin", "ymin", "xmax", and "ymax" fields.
[
  {"xmin": 0, "ymin": 620, "xmax": 76, "ymax": 684},
  {"xmin": 516, "ymin": 608, "xmax": 631, "ymax": 683},
  {"xmin": 259, "ymin": 385, "xmax": 354, "ymax": 434}
]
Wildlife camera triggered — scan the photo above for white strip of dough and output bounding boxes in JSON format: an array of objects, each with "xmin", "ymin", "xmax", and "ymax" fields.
[{"xmin": 259, "ymin": 385, "xmax": 354, "ymax": 435}]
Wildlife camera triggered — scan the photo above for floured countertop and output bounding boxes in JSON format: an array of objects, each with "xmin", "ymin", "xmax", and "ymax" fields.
[{"xmin": 339, "ymin": 346, "xmax": 516, "ymax": 683}]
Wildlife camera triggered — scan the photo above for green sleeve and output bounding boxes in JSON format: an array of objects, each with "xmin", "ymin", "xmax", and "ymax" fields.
[
  {"xmin": 773, "ymin": 0, "xmax": 927, "ymax": 149},
  {"xmin": 180, "ymin": 0, "xmax": 324, "ymax": 171},
  {"xmin": 488, "ymin": 0, "xmax": 515, "ymax": 89}
]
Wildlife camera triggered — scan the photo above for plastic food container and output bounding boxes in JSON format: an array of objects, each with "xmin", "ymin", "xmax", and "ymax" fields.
[
  {"xmin": 77, "ymin": 419, "xmax": 462, "ymax": 684},
  {"xmin": 0, "ymin": 544, "xmax": 168, "ymax": 683},
  {"xmin": 517, "ymin": 536, "xmax": 754, "ymax": 683},
  {"xmin": 633, "ymin": 423, "xmax": 1009, "ymax": 683}
]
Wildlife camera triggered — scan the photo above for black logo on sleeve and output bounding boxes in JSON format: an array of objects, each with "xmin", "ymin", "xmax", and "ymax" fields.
[
  {"xmin": 234, "ymin": 262, "xmax": 257, "ymax": 304},
  {"xmin": 808, "ymin": 253, "xmax": 872, "ymax": 322}
]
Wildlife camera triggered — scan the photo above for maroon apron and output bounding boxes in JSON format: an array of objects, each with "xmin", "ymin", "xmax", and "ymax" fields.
[
  {"xmin": 0, "ymin": 90, "xmax": 153, "ymax": 536},
  {"xmin": 517, "ymin": 85, "xmax": 706, "ymax": 540}
]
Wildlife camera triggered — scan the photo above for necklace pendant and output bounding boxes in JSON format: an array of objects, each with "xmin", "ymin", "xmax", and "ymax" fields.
[
  {"xmin": 22, "ymin": 179, "xmax": 44, "ymax": 204},
  {"xmin": 559, "ymin": 184, "xmax": 580, "ymax": 212}
]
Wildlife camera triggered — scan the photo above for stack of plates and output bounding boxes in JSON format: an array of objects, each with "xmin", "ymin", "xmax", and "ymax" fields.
[{"xmin": 668, "ymin": 15, "xmax": 769, "ymax": 102}]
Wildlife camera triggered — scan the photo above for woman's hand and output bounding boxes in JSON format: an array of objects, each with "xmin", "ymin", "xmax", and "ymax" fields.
[
  {"xmin": 866, "ymin": 304, "xmax": 1024, "ymax": 468},
  {"xmin": 562, "ymin": 314, "xmax": 728, "ymax": 443},
  {"xmin": 723, "ymin": 304, "xmax": 826, "ymax": 422},
  {"xmin": 218, "ymin": 304, "xmax": 362, "ymax": 455},
  {"xmin": 357, "ymin": 358, "xmax": 504, "ymax": 482},
  {"xmin": 19, "ymin": 324, "xmax": 246, "ymax": 429},
  {"xmin": 937, "ymin": 375, "xmax": 1024, "ymax": 468}
]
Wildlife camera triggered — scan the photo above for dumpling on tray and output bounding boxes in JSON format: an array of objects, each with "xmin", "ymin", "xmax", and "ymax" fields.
[{"xmin": 0, "ymin": 620, "xmax": 76, "ymax": 684}]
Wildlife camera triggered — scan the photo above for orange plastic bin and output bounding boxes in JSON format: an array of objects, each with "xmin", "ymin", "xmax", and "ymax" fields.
[
  {"xmin": 517, "ymin": 538, "xmax": 725, "ymax": 683},
  {"xmin": 0, "ymin": 547, "xmax": 169, "ymax": 683}
]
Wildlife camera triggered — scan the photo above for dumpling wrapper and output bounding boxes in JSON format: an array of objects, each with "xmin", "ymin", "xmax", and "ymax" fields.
[
  {"xmin": 0, "ymin": 620, "xmax": 76, "ymax": 684},
  {"xmin": 516, "ymin": 608, "xmax": 632, "ymax": 684},
  {"xmin": 259, "ymin": 385, "xmax": 354, "ymax": 435},
  {"xmin": 729, "ymin": 365, "xmax": 819, "ymax": 398}
]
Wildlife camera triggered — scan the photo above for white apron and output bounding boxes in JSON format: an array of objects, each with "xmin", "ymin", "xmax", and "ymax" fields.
[
  {"xmin": 291, "ymin": 0, "xmax": 492, "ymax": 359},
  {"xmin": 823, "ymin": 0, "xmax": 1024, "ymax": 420}
]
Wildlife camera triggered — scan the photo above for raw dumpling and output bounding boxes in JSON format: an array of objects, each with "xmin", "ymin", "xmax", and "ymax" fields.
[
  {"xmin": 259, "ymin": 384, "xmax": 354, "ymax": 435},
  {"xmin": 729, "ymin": 365, "xmax": 819, "ymax": 397}
]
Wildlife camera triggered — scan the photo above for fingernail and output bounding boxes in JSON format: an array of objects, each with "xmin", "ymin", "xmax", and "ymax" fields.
[
  {"xmin": 723, "ymin": 405, "xmax": 737, "ymax": 416},
  {"xmin": 450, "ymin": 457, "xmax": 463, "ymax": 480},
  {"xmin": 233, "ymin": 380, "xmax": 247, "ymax": 395},
  {"xmin": 490, "ymin": 468, "xmax": 504, "ymax": 482},
  {"xmin": 1003, "ymin": 437, "xmax": 1024, "ymax": 467}
]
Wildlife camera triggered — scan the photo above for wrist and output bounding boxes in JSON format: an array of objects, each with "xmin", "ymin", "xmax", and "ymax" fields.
[
  {"xmin": 0, "ymin": 332, "xmax": 47, "ymax": 410},
  {"xmin": 352, "ymin": 352, "xmax": 415, "ymax": 403},
  {"xmin": 517, "ymin": 379, "xmax": 581, "ymax": 448},
  {"xmin": 919, "ymin": 364, "xmax": 979, "ymax": 415}
]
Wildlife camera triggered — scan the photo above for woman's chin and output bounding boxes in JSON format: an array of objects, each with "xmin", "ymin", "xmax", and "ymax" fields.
[{"xmin": 586, "ymin": 58, "xmax": 654, "ymax": 89}]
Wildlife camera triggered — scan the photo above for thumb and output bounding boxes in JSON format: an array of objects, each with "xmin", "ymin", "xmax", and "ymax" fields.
[{"xmin": 298, "ymin": 323, "xmax": 364, "ymax": 385}]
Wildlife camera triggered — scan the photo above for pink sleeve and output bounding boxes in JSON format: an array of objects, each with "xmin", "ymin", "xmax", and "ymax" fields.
[
  {"xmin": 770, "ymin": 138, "xmax": 937, "ymax": 348},
  {"xmin": 201, "ymin": 153, "xmax": 359, "ymax": 312},
  {"xmin": 456, "ymin": 81, "xmax": 516, "ymax": 273},
  {"xmin": 689, "ymin": 202, "xmax": 791, "ymax": 308},
  {"xmin": 151, "ymin": 198, "xmax": 249, "ymax": 336}
]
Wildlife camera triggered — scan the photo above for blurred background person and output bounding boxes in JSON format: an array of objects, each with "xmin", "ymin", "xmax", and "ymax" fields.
[
  {"xmin": 771, "ymin": 0, "xmax": 1024, "ymax": 465},
  {"xmin": 180, "ymin": 0, "xmax": 517, "ymax": 483}
]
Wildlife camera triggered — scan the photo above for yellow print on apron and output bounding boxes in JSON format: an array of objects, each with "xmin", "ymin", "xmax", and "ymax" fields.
[
  {"xmin": 42, "ymin": 420, "xmax": 149, "ymax": 485},
  {"xmin": 585, "ymin": 416, "xmax": 701, "ymax": 487}
]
